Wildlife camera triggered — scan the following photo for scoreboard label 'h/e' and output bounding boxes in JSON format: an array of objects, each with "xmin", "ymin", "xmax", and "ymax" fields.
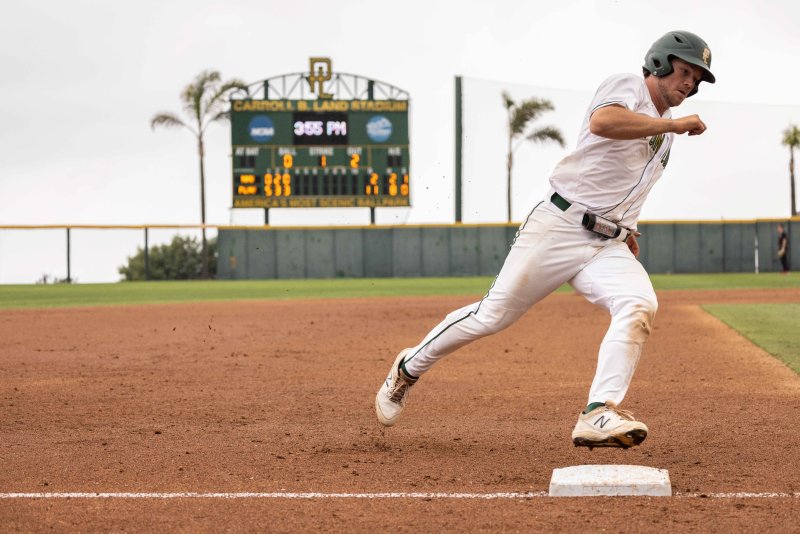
[{"xmin": 230, "ymin": 58, "xmax": 411, "ymax": 209}]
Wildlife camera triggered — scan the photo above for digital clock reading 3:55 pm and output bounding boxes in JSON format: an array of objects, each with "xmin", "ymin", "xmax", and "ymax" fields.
[{"xmin": 292, "ymin": 112, "xmax": 348, "ymax": 145}]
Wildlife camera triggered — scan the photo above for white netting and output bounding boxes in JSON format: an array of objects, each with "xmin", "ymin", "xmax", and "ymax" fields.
[{"xmin": 461, "ymin": 75, "xmax": 800, "ymax": 223}]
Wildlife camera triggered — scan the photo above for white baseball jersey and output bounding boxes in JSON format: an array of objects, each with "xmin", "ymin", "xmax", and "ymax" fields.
[{"xmin": 549, "ymin": 74, "xmax": 674, "ymax": 229}]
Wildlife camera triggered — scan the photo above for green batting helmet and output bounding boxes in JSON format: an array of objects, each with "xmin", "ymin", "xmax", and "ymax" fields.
[{"xmin": 643, "ymin": 31, "xmax": 715, "ymax": 96}]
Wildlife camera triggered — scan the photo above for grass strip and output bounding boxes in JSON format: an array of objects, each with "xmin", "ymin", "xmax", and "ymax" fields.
[
  {"xmin": 0, "ymin": 278, "xmax": 498, "ymax": 309},
  {"xmin": 0, "ymin": 273, "xmax": 798, "ymax": 310},
  {"xmin": 649, "ymin": 273, "xmax": 800, "ymax": 290},
  {"xmin": 703, "ymin": 303, "xmax": 800, "ymax": 375}
]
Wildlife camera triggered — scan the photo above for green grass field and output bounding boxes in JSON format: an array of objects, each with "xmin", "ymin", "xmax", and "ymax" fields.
[
  {"xmin": 0, "ymin": 273, "xmax": 798, "ymax": 309},
  {"xmin": 0, "ymin": 277, "xmax": 497, "ymax": 309}
]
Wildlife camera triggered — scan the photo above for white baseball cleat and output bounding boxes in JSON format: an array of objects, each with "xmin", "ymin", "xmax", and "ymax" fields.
[
  {"xmin": 572, "ymin": 401, "xmax": 648, "ymax": 449},
  {"xmin": 375, "ymin": 349, "xmax": 417, "ymax": 427}
]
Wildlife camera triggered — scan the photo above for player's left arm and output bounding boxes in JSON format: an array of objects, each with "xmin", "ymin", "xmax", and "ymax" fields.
[{"xmin": 590, "ymin": 105, "xmax": 706, "ymax": 139}]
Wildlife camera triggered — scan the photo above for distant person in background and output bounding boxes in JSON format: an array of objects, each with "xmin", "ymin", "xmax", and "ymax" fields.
[{"xmin": 777, "ymin": 223, "xmax": 789, "ymax": 273}]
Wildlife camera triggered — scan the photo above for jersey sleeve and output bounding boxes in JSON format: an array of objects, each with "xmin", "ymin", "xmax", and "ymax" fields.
[{"xmin": 589, "ymin": 74, "xmax": 643, "ymax": 114}]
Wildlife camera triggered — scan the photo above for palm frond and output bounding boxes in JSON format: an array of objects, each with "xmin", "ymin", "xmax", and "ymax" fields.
[
  {"xmin": 201, "ymin": 110, "xmax": 231, "ymax": 133},
  {"xmin": 181, "ymin": 70, "xmax": 222, "ymax": 122},
  {"xmin": 510, "ymin": 98, "xmax": 555, "ymax": 135},
  {"xmin": 182, "ymin": 70, "xmax": 221, "ymax": 101},
  {"xmin": 217, "ymin": 79, "xmax": 249, "ymax": 99},
  {"xmin": 202, "ymin": 79, "xmax": 250, "ymax": 126},
  {"xmin": 526, "ymin": 126, "xmax": 566, "ymax": 148},
  {"xmin": 150, "ymin": 112, "xmax": 190, "ymax": 131}
]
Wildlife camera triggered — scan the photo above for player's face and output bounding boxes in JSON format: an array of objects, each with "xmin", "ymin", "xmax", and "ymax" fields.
[{"xmin": 656, "ymin": 58, "xmax": 704, "ymax": 108}]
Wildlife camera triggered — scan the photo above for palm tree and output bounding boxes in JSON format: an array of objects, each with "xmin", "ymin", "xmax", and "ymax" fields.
[
  {"xmin": 502, "ymin": 91, "xmax": 565, "ymax": 222},
  {"xmin": 151, "ymin": 70, "xmax": 248, "ymax": 278},
  {"xmin": 782, "ymin": 124, "xmax": 800, "ymax": 216}
]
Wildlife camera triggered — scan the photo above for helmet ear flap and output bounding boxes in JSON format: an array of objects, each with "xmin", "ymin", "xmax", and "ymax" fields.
[{"xmin": 644, "ymin": 52, "xmax": 672, "ymax": 76}]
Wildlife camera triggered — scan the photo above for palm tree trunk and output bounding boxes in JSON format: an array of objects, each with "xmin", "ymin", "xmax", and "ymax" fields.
[
  {"xmin": 506, "ymin": 134, "xmax": 513, "ymax": 223},
  {"xmin": 791, "ymin": 146, "xmax": 797, "ymax": 216},
  {"xmin": 198, "ymin": 136, "xmax": 209, "ymax": 278}
]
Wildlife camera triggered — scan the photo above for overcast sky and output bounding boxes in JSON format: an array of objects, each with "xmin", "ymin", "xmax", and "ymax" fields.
[{"xmin": 1, "ymin": 0, "xmax": 799, "ymax": 282}]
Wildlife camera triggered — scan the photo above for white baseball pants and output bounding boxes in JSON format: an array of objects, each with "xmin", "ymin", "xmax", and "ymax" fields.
[{"xmin": 402, "ymin": 194, "xmax": 658, "ymax": 406}]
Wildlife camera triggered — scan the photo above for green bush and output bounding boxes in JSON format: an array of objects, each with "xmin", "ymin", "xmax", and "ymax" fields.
[{"xmin": 119, "ymin": 235, "xmax": 217, "ymax": 281}]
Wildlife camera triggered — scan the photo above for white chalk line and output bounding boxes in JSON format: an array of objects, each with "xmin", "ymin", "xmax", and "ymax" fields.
[{"xmin": 0, "ymin": 491, "xmax": 798, "ymax": 499}]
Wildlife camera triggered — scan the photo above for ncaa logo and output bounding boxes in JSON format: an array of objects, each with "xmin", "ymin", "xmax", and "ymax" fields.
[
  {"xmin": 366, "ymin": 115, "xmax": 392, "ymax": 143},
  {"xmin": 249, "ymin": 116, "xmax": 275, "ymax": 143}
]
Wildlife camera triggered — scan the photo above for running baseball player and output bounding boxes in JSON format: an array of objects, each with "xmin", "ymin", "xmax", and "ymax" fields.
[{"xmin": 375, "ymin": 31, "xmax": 715, "ymax": 449}]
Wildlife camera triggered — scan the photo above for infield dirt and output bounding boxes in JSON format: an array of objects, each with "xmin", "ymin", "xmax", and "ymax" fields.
[{"xmin": 1, "ymin": 289, "xmax": 799, "ymax": 531}]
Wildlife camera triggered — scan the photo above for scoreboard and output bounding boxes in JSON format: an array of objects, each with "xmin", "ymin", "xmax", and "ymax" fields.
[{"xmin": 230, "ymin": 99, "xmax": 410, "ymax": 209}]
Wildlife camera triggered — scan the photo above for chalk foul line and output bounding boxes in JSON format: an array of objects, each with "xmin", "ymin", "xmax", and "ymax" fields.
[{"xmin": 0, "ymin": 491, "xmax": 798, "ymax": 499}]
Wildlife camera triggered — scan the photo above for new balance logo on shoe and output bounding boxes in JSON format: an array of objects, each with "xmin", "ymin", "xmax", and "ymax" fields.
[{"xmin": 594, "ymin": 415, "xmax": 610, "ymax": 429}]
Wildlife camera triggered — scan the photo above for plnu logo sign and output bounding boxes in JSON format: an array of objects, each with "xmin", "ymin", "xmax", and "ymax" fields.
[
  {"xmin": 366, "ymin": 115, "xmax": 392, "ymax": 143},
  {"xmin": 249, "ymin": 116, "xmax": 275, "ymax": 143}
]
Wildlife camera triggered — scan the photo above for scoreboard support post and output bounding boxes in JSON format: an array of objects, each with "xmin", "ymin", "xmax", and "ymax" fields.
[
  {"xmin": 66, "ymin": 228, "xmax": 72, "ymax": 284},
  {"xmin": 454, "ymin": 75, "xmax": 463, "ymax": 223},
  {"xmin": 264, "ymin": 208, "xmax": 270, "ymax": 225},
  {"xmin": 370, "ymin": 207, "xmax": 375, "ymax": 225},
  {"xmin": 144, "ymin": 227, "xmax": 150, "ymax": 281}
]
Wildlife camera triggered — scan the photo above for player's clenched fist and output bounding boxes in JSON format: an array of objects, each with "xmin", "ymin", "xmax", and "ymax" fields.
[{"xmin": 672, "ymin": 114, "xmax": 706, "ymax": 136}]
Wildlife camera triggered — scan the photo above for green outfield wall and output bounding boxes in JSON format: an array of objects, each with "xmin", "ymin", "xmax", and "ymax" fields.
[{"xmin": 217, "ymin": 220, "xmax": 797, "ymax": 279}]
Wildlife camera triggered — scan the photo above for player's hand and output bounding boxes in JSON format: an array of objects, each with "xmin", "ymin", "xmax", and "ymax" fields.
[
  {"xmin": 626, "ymin": 231, "xmax": 641, "ymax": 257},
  {"xmin": 672, "ymin": 115, "xmax": 706, "ymax": 136}
]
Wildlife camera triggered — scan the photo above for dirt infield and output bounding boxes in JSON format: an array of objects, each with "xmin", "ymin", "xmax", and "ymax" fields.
[{"xmin": 1, "ymin": 289, "xmax": 799, "ymax": 531}]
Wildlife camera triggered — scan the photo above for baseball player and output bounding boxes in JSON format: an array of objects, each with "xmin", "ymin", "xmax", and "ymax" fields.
[{"xmin": 375, "ymin": 31, "xmax": 715, "ymax": 449}]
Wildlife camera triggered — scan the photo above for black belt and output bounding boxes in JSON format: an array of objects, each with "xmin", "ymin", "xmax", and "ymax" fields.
[{"xmin": 551, "ymin": 192, "xmax": 571, "ymax": 211}]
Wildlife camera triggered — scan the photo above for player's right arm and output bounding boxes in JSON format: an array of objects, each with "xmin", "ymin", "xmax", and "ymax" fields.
[{"xmin": 590, "ymin": 105, "xmax": 706, "ymax": 140}]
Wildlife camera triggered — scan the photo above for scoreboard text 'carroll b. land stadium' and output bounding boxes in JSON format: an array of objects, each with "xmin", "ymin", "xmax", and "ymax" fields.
[{"xmin": 230, "ymin": 57, "xmax": 411, "ymax": 210}]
